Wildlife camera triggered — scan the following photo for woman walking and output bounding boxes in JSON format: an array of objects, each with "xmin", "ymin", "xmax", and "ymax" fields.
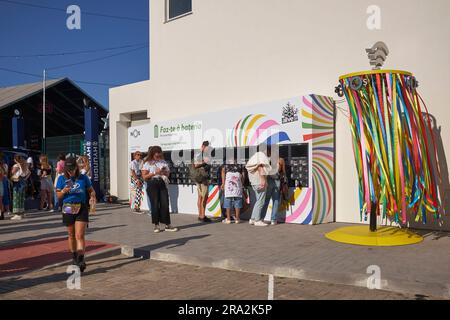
[
  {"xmin": 56, "ymin": 155, "xmax": 96, "ymax": 272},
  {"xmin": 38, "ymin": 155, "xmax": 54, "ymax": 211},
  {"xmin": 141, "ymin": 146, "xmax": 178, "ymax": 233},
  {"xmin": 129, "ymin": 151, "xmax": 144, "ymax": 213},
  {"xmin": 10, "ymin": 155, "xmax": 30, "ymax": 220}
]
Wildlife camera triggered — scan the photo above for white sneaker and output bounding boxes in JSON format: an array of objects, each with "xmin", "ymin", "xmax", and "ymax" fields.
[
  {"xmin": 11, "ymin": 214, "xmax": 23, "ymax": 221},
  {"xmin": 271, "ymin": 220, "xmax": 278, "ymax": 225},
  {"xmin": 254, "ymin": 220, "xmax": 268, "ymax": 227},
  {"xmin": 235, "ymin": 219, "xmax": 241, "ymax": 224},
  {"xmin": 249, "ymin": 219, "xmax": 256, "ymax": 225},
  {"xmin": 154, "ymin": 225, "xmax": 161, "ymax": 233},
  {"xmin": 222, "ymin": 219, "xmax": 232, "ymax": 225},
  {"xmin": 165, "ymin": 225, "xmax": 179, "ymax": 232}
]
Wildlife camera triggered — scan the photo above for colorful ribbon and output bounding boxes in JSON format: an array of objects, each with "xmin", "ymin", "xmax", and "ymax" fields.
[{"xmin": 340, "ymin": 71, "xmax": 440, "ymax": 224}]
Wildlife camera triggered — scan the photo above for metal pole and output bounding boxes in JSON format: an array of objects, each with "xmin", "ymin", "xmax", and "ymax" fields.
[
  {"xmin": 370, "ymin": 201, "xmax": 377, "ymax": 232},
  {"xmin": 42, "ymin": 69, "xmax": 46, "ymax": 154}
]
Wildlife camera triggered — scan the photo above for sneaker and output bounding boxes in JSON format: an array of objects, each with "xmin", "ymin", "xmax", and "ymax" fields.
[
  {"xmin": 154, "ymin": 225, "xmax": 161, "ymax": 233},
  {"xmin": 249, "ymin": 219, "xmax": 255, "ymax": 225},
  {"xmin": 271, "ymin": 220, "xmax": 278, "ymax": 226},
  {"xmin": 198, "ymin": 216, "xmax": 212, "ymax": 223},
  {"xmin": 254, "ymin": 220, "xmax": 268, "ymax": 227},
  {"xmin": 222, "ymin": 219, "xmax": 232, "ymax": 225},
  {"xmin": 235, "ymin": 219, "xmax": 241, "ymax": 224},
  {"xmin": 165, "ymin": 225, "xmax": 179, "ymax": 232},
  {"xmin": 11, "ymin": 214, "xmax": 23, "ymax": 221}
]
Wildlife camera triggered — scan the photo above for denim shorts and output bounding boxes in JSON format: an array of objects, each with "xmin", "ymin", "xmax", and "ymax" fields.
[{"xmin": 223, "ymin": 197, "xmax": 243, "ymax": 209}]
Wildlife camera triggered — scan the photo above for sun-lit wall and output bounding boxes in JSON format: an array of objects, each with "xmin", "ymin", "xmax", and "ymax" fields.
[{"xmin": 110, "ymin": 0, "xmax": 450, "ymax": 229}]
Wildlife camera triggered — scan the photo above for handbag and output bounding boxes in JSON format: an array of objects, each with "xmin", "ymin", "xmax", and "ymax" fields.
[
  {"xmin": 189, "ymin": 164, "xmax": 209, "ymax": 184},
  {"xmin": 62, "ymin": 203, "xmax": 82, "ymax": 215}
]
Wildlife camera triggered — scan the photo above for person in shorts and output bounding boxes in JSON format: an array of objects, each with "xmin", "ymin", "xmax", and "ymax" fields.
[
  {"xmin": 193, "ymin": 141, "xmax": 211, "ymax": 223},
  {"xmin": 56, "ymin": 154, "xmax": 96, "ymax": 272},
  {"xmin": 221, "ymin": 160, "xmax": 244, "ymax": 224}
]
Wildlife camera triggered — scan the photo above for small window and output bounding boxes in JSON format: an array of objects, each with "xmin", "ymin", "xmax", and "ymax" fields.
[{"xmin": 166, "ymin": 0, "xmax": 192, "ymax": 21}]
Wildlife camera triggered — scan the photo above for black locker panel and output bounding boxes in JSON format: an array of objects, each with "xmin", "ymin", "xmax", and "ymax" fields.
[{"xmin": 163, "ymin": 143, "xmax": 310, "ymax": 188}]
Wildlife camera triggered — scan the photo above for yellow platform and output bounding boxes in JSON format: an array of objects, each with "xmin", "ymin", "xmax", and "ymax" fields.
[{"xmin": 325, "ymin": 226, "xmax": 423, "ymax": 247}]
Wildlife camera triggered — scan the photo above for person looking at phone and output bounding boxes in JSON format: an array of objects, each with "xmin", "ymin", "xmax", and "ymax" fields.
[
  {"xmin": 141, "ymin": 146, "xmax": 178, "ymax": 233},
  {"xmin": 56, "ymin": 154, "xmax": 96, "ymax": 272}
]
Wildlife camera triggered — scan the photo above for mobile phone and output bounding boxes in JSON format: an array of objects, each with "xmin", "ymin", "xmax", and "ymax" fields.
[{"xmin": 65, "ymin": 179, "xmax": 74, "ymax": 188}]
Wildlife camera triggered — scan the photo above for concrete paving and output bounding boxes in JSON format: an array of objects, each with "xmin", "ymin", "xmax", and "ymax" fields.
[{"xmin": 1, "ymin": 204, "xmax": 450, "ymax": 298}]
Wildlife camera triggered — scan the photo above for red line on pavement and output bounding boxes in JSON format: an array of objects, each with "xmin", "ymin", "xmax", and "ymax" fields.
[{"xmin": 0, "ymin": 237, "xmax": 117, "ymax": 277}]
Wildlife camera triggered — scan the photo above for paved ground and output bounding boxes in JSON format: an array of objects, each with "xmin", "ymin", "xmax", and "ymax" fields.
[
  {"xmin": 0, "ymin": 237, "xmax": 117, "ymax": 277},
  {"xmin": 0, "ymin": 255, "xmax": 432, "ymax": 300},
  {"xmin": 1, "ymin": 204, "xmax": 450, "ymax": 299}
]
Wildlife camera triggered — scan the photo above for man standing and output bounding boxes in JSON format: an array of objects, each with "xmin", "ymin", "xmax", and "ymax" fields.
[{"xmin": 193, "ymin": 141, "xmax": 211, "ymax": 223}]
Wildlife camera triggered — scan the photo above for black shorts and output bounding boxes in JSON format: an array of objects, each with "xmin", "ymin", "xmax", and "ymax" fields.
[{"xmin": 62, "ymin": 204, "xmax": 89, "ymax": 226}]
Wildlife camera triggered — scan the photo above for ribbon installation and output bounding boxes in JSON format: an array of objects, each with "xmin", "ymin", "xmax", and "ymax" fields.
[{"xmin": 338, "ymin": 69, "xmax": 441, "ymax": 225}]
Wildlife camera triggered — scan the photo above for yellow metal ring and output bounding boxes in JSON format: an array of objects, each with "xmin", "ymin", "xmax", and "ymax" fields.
[{"xmin": 339, "ymin": 69, "xmax": 413, "ymax": 81}]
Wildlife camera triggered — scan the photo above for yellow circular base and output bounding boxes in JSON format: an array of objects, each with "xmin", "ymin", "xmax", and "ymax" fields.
[{"xmin": 325, "ymin": 226, "xmax": 423, "ymax": 247}]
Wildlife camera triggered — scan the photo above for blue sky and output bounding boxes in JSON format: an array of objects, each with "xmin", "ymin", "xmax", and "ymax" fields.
[{"xmin": 0, "ymin": 0, "xmax": 149, "ymax": 109}]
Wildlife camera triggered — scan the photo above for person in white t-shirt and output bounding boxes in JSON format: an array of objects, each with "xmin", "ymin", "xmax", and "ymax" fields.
[
  {"xmin": 141, "ymin": 146, "xmax": 178, "ymax": 233},
  {"xmin": 221, "ymin": 160, "xmax": 245, "ymax": 224},
  {"xmin": 129, "ymin": 151, "xmax": 144, "ymax": 213}
]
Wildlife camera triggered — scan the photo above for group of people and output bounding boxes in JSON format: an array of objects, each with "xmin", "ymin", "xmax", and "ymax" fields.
[
  {"xmin": 0, "ymin": 153, "xmax": 92, "ymax": 221},
  {"xmin": 1, "ymin": 151, "xmax": 97, "ymax": 273},
  {"xmin": 129, "ymin": 141, "xmax": 288, "ymax": 232}
]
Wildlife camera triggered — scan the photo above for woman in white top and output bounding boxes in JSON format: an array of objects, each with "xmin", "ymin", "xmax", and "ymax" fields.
[
  {"xmin": 141, "ymin": 146, "xmax": 178, "ymax": 233},
  {"xmin": 129, "ymin": 151, "xmax": 144, "ymax": 213},
  {"xmin": 11, "ymin": 155, "xmax": 30, "ymax": 220},
  {"xmin": 245, "ymin": 147, "xmax": 272, "ymax": 227}
]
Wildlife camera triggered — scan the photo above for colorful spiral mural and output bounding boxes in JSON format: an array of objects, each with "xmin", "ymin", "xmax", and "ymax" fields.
[
  {"xmin": 206, "ymin": 185, "xmax": 222, "ymax": 218},
  {"xmin": 292, "ymin": 95, "xmax": 335, "ymax": 225},
  {"xmin": 228, "ymin": 114, "xmax": 291, "ymax": 147}
]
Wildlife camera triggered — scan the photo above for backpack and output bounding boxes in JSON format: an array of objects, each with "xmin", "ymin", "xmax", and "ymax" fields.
[{"xmin": 189, "ymin": 164, "xmax": 209, "ymax": 184}]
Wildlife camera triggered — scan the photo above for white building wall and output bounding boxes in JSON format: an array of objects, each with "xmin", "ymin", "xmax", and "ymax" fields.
[{"xmin": 110, "ymin": 0, "xmax": 450, "ymax": 229}]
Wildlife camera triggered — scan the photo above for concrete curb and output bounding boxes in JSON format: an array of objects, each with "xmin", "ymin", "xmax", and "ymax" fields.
[{"xmin": 120, "ymin": 246, "xmax": 450, "ymax": 299}]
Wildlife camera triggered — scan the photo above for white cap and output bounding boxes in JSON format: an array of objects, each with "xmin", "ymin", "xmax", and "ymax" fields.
[{"xmin": 27, "ymin": 157, "xmax": 33, "ymax": 164}]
